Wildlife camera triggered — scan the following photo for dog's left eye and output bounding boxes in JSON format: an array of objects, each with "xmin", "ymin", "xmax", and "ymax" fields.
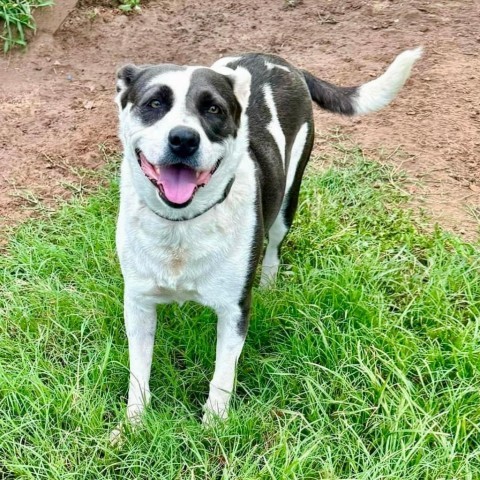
[
  {"xmin": 207, "ymin": 105, "xmax": 221, "ymax": 114},
  {"xmin": 149, "ymin": 100, "xmax": 162, "ymax": 109}
]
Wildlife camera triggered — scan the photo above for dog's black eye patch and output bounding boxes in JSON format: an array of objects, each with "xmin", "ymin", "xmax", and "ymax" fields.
[
  {"xmin": 197, "ymin": 91, "xmax": 227, "ymax": 117},
  {"xmin": 137, "ymin": 85, "xmax": 174, "ymax": 125}
]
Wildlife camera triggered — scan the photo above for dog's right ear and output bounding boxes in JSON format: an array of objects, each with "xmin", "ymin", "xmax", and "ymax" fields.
[
  {"xmin": 116, "ymin": 64, "xmax": 141, "ymax": 93},
  {"xmin": 211, "ymin": 65, "xmax": 251, "ymax": 111},
  {"xmin": 115, "ymin": 64, "xmax": 142, "ymax": 109}
]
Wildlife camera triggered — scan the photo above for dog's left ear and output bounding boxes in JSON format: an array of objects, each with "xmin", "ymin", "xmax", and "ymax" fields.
[{"xmin": 212, "ymin": 66, "xmax": 251, "ymax": 111}]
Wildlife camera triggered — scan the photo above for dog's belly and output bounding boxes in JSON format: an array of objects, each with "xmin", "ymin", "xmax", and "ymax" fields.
[{"xmin": 155, "ymin": 284, "xmax": 201, "ymax": 305}]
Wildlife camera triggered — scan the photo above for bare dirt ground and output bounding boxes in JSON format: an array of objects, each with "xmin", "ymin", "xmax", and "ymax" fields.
[{"xmin": 1, "ymin": 0, "xmax": 479, "ymax": 239}]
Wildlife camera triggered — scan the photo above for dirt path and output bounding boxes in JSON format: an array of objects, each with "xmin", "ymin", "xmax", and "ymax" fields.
[{"xmin": 1, "ymin": 0, "xmax": 479, "ymax": 239}]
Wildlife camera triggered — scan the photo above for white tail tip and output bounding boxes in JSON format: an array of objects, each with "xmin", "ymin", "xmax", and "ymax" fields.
[{"xmin": 353, "ymin": 47, "xmax": 423, "ymax": 115}]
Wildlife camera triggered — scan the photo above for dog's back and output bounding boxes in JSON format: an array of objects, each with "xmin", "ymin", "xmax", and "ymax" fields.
[
  {"xmin": 213, "ymin": 53, "xmax": 315, "ymax": 230},
  {"xmin": 213, "ymin": 48, "xmax": 422, "ymax": 233}
]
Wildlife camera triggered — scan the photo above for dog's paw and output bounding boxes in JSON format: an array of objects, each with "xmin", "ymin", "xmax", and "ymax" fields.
[
  {"xmin": 259, "ymin": 261, "xmax": 280, "ymax": 288},
  {"xmin": 109, "ymin": 423, "xmax": 126, "ymax": 447},
  {"xmin": 202, "ymin": 404, "xmax": 228, "ymax": 427},
  {"xmin": 202, "ymin": 394, "xmax": 229, "ymax": 427},
  {"xmin": 109, "ymin": 406, "xmax": 145, "ymax": 446}
]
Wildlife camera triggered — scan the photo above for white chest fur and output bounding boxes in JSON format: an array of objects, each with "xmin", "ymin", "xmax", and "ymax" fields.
[{"xmin": 116, "ymin": 155, "xmax": 258, "ymax": 309}]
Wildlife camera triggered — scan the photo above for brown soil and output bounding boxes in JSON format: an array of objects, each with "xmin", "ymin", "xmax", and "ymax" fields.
[{"xmin": 1, "ymin": 0, "xmax": 479, "ymax": 239}]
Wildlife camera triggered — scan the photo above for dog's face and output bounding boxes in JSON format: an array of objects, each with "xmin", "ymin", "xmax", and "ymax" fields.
[{"xmin": 116, "ymin": 64, "xmax": 251, "ymax": 219}]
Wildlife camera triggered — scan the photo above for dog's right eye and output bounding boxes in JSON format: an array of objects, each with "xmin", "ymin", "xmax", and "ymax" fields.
[
  {"xmin": 207, "ymin": 105, "xmax": 220, "ymax": 114},
  {"xmin": 149, "ymin": 100, "xmax": 162, "ymax": 109}
]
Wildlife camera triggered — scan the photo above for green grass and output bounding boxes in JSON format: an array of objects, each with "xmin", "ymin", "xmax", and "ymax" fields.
[
  {"xmin": 0, "ymin": 1, "xmax": 144, "ymax": 52},
  {"xmin": 118, "ymin": 0, "xmax": 141, "ymax": 13},
  {"xmin": 1, "ymin": 0, "xmax": 53, "ymax": 52},
  {"xmin": 1, "ymin": 144, "xmax": 479, "ymax": 479}
]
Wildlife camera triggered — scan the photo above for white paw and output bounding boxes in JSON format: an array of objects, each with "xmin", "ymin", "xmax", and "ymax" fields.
[
  {"xmin": 202, "ymin": 401, "xmax": 229, "ymax": 426},
  {"xmin": 109, "ymin": 404, "xmax": 145, "ymax": 446},
  {"xmin": 260, "ymin": 264, "xmax": 279, "ymax": 287},
  {"xmin": 202, "ymin": 387, "xmax": 231, "ymax": 426},
  {"xmin": 126, "ymin": 402, "xmax": 145, "ymax": 424},
  {"xmin": 109, "ymin": 423, "xmax": 126, "ymax": 447}
]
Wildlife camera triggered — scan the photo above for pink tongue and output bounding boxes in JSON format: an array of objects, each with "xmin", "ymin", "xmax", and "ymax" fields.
[{"xmin": 159, "ymin": 164, "xmax": 197, "ymax": 204}]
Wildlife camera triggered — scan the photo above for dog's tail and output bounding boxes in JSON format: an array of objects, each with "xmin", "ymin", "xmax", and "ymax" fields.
[{"xmin": 302, "ymin": 47, "xmax": 422, "ymax": 116}]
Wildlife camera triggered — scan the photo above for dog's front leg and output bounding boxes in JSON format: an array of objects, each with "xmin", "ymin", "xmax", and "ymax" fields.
[
  {"xmin": 203, "ymin": 302, "xmax": 249, "ymax": 423},
  {"xmin": 124, "ymin": 291, "xmax": 157, "ymax": 424}
]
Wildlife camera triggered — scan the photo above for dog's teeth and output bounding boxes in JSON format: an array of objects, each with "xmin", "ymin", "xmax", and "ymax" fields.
[{"xmin": 154, "ymin": 166, "xmax": 160, "ymax": 174}]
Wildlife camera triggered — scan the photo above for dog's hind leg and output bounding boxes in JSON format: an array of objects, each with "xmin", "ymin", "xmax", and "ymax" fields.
[
  {"xmin": 260, "ymin": 213, "xmax": 288, "ymax": 287},
  {"xmin": 260, "ymin": 122, "xmax": 314, "ymax": 286}
]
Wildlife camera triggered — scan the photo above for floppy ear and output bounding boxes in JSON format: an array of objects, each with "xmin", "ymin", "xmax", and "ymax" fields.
[
  {"xmin": 115, "ymin": 64, "xmax": 142, "ymax": 109},
  {"xmin": 212, "ymin": 65, "xmax": 251, "ymax": 111},
  {"xmin": 116, "ymin": 64, "xmax": 142, "ymax": 93}
]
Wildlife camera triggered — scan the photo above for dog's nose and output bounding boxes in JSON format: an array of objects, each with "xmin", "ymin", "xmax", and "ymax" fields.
[{"xmin": 168, "ymin": 126, "xmax": 200, "ymax": 157}]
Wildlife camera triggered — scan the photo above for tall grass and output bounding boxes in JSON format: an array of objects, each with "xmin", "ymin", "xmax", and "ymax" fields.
[
  {"xmin": 0, "ymin": 145, "xmax": 479, "ymax": 479},
  {"xmin": 1, "ymin": 0, "xmax": 53, "ymax": 52}
]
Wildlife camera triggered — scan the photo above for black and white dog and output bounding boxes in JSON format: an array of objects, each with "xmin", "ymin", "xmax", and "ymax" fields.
[{"xmin": 114, "ymin": 48, "xmax": 421, "ymax": 427}]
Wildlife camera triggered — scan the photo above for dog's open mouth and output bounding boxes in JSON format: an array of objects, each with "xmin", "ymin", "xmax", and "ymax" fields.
[{"xmin": 136, "ymin": 150, "xmax": 221, "ymax": 207}]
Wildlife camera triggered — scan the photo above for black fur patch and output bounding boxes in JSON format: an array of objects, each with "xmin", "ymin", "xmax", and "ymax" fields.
[
  {"xmin": 117, "ymin": 64, "xmax": 184, "ymax": 110},
  {"xmin": 186, "ymin": 68, "xmax": 241, "ymax": 143},
  {"xmin": 136, "ymin": 85, "xmax": 174, "ymax": 125},
  {"xmin": 282, "ymin": 126, "xmax": 315, "ymax": 229},
  {"xmin": 237, "ymin": 179, "xmax": 264, "ymax": 337},
  {"xmin": 222, "ymin": 53, "xmax": 313, "ymax": 230},
  {"xmin": 302, "ymin": 70, "xmax": 357, "ymax": 115}
]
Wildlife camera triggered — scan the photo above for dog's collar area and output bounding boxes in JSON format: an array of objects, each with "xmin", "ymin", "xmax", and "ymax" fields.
[{"xmin": 150, "ymin": 176, "xmax": 235, "ymax": 222}]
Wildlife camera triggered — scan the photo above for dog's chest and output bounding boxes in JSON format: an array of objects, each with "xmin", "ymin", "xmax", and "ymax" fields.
[
  {"xmin": 119, "ymin": 205, "xmax": 243, "ymax": 301},
  {"xmin": 151, "ymin": 229, "xmax": 222, "ymax": 291},
  {"xmin": 117, "ymin": 154, "xmax": 258, "ymax": 306}
]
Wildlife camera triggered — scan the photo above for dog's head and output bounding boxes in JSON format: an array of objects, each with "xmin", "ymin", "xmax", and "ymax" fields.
[{"xmin": 115, "ymin": 63, "xmax": 251, "ymax": 220}]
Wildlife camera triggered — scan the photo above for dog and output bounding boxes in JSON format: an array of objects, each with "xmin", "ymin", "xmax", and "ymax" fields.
[{"xmin": 114, "ymin": 48, "xmax": 421, "ymax": 427}]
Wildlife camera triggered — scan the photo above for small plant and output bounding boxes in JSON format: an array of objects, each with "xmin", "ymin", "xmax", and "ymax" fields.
[
  {"xmin": 283, "ymin": 0, "xmax": 302, "ymax": 9},
  {"xmin": 118, "ymin": 0, "xmax": 141, "ymax": 13},
  {"xmin": 0, "ymin": 0, "xmax": 53, "ymax": 52}
]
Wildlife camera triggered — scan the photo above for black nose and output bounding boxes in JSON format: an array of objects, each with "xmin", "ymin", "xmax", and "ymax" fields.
[{"xmin": 168, "ymin": 126, "xmax": 200, "ymax": 157}]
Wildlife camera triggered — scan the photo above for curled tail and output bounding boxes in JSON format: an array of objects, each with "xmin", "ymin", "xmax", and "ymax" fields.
[{"xmin": 303, "ymin": 47, "xmax": 422, "ymax": 116}]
